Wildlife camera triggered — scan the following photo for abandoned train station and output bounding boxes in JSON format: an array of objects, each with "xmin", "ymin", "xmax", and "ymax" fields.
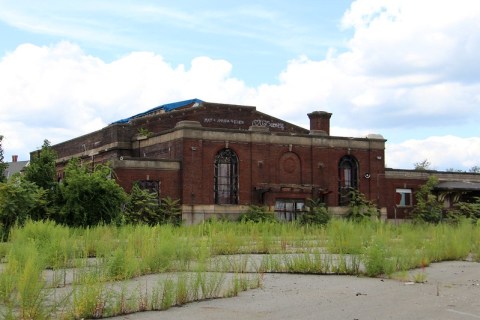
[{"xmin": 49, "ymin": 99, "xmax": 480, "ymax": 223}]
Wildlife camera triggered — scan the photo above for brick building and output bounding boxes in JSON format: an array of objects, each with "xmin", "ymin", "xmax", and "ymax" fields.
[
  {"xmin": 3, "ymin": 155, "xmax": 29, "ymax": 179},
  {"xmin": 384, "ymin": 169, "xmax": 480, "ymax": 220},
  {"xmin": 50, "ymin": 99, "xmax": 480, "ymax": 223}
]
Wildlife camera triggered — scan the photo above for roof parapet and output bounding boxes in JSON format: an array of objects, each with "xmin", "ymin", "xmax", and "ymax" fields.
[
  {"xmin": 175, "ymin": 120, "xmax": 202, "ymax": 128},
  {"xmin": 366, "ymin": 133, "xmax": 385, "ymax": 140}
]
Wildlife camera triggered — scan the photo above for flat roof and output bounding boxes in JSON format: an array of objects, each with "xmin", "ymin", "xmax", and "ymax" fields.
[{"xmin": 435, "ymin": 181, "xmax": 480, "ymax": 191}]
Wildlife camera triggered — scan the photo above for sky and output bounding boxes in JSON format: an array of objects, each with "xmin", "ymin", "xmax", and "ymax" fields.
[{"xmin": 0, "ymin": 0, "xmax": 479, "ymax": 171}]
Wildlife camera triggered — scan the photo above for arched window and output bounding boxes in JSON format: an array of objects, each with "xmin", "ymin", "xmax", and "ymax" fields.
[
  {"xmin": 338, "ymin": 155, "xmax": 358, "ymax": 206},
  {"xmin": 214, "ymin": 148, "xmax": 239, "ymax": 204}
]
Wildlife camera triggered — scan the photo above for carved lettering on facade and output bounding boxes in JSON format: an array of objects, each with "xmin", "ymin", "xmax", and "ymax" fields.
[
  {"xmin": 203, "ymin": 118, "xmax": 245, "ymax": 125},
  {"xmin": 251, "ymin": 119, "xmax": 285, "ymax": 130}
]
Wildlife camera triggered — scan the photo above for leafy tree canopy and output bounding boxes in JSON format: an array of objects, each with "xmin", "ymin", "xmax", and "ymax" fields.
[
  {"xmin": 24, "ymin": 139, "xmax": 57, "ymax": 190},
  {"xmin": 58, "ymin": 158, "xmax": 127, "ymax": 227},
  {"xmin": 414, "ymin": 159, "xmax": 431, "ymax": 171},
  {"xmin": 0, "ymin": 135, "xmax": 7, "ymax": 183},
  {"xmin": 0, "ymin": 175, "xmax": 46, "ymax": 240}
]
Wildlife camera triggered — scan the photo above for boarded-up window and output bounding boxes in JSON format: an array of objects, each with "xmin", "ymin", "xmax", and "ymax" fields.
[{"xmin": 395, "ymin": 188, "xmax": 412, "ymax": 207}]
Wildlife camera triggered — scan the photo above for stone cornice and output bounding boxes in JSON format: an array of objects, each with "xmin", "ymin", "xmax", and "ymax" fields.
[{"xmin": 139, "ymin": 124, "xmax": 386, "ymax": 151}]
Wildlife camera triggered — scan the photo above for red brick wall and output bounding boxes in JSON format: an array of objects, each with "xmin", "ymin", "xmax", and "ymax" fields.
[
  {"xmin": 308, "ymin": 111, "xmax": 332, "ymax": 134},
  {"xmin": 50, "ymin": 102, "xmax": 388, "ymax": 214},
  {"xmin": 131, "ymin": 103, "xmax": 309, "ymax": 136},
  {"xmin": 114, "ymin": 167, "xmax": 182, "ymax": 199},
  {"xmin": 384, "ymin": 178, "xmax": 426, "ymax": 219},
  {"xmin": 51, "ymin": 124, "xmax": 133, "ymax": 159},
  {"xmin": 178, "ymin": 136, "xmax": 385, "ymax": 208}
]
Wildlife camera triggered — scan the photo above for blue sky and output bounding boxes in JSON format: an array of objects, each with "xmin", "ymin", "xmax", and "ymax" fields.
[
  {"xmin": 1, "ymin": 0, "xmax": 479, "ymax": 170},
  {"xmin": 0, "ymin": 1, "xmax": 352, "ymax": 85}
]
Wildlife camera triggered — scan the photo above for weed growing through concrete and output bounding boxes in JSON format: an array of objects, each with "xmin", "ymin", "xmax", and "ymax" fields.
[{"xmin": 0, "ymin": 219, "xmax": 479, "ymax": 318}]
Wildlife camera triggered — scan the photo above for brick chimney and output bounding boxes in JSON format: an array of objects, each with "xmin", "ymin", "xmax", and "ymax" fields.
[
  {"xmin": 307, "ymin": 111, "xmax": 332, "ymax": 135},
  {"xmin": 12, "ymin": 155, "xmax": 18, "ymax": 162}
]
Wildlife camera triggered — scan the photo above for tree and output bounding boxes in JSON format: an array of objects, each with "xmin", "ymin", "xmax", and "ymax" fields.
[
  {"xmin": 0, "ymin": 135, "xmax": 7, "ymax": 183},
  {"xmin": 414, "ymin": 159, "xmax": 431, "ymax": 171},
  {"xmin": 24, "ymin": 139, "xmax": 57, "ymax": 190},
  {"xmin": 0, "ymin": 175, "xmax": 46, "ymax": 240},
  {"xmin": 24, "ymin": 139, "xmax": 59, "ymax": 221},
  {"xmin": 57, "ymin": 158, "xmax": 126, "ymax": 227},
  {"xmin": 411, "ymin": 176, "xmax": 443, "ymax": 223},
  {"xmin": 469, "ymin": 166, "xmax": 480, "ymax": 173}
]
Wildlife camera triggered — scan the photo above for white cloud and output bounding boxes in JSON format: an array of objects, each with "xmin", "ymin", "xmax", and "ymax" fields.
[
  {"xmin": 341, "ymin": 0, "xmax": 480, "ymax": 78},
  {"xmin": 1, "ymin": 0, "xmax": 480, "ymax": 171},
  {"xmin": 387, "ymin": 136, "xmax": 480, "ymax": 171},
  {"xmin": 241, "ymin": 0, "xmax": 480, "ymax": 130},
  {"xmin": 0, "ymin": 42, "xmax": 256, "ymax": 159}
]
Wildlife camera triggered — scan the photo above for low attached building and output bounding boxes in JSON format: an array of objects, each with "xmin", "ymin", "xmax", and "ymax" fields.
[{"xmin": 384, "ymin": 169, "xmax": 480, "ymax": 220}]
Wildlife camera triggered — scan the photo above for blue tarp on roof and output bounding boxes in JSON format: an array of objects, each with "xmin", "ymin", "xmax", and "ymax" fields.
[{"xmin": 111, "ymin": 98, "xmax": 203, "ymax": 124}]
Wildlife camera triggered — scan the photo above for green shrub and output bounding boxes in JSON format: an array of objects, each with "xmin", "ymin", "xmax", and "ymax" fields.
[
  {"xmin": 238, "ymin": 205, "xmax": 277, "ymax": 223},
  {"xmin": 411, "ymin": 176, "xmax": 443, "ymax": 223},
  {"xmin": 124, "ymin": 184, "xmax": 162, "ymax": 225},
  {"xmin": 346, "ymin": 189, "xmax": 379, "ymax": 222},
  {"xmin": 159, "ymin": 197, "xmax": 182, "ymax": 225},
  {"xmin": 300, "ymin": 199, "xmax": 330, "ymax": 225},
  {"xmin": 449, "ymin": 197, "xmax": 480, "ymax": 223}
]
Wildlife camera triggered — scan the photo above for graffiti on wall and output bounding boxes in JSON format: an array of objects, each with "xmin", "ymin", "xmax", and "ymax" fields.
[
  {"xmin": 251, "ymin": 119, "xmax": 285, "ymax": 130},
  {"xmin": 202, "ymin": 117, "xmax": 285, "ymax": 130}
]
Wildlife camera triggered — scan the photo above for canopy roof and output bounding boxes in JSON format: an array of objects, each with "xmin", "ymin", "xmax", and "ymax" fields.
[{"xmin": 435, "ymin": 181, "xmax": 480, "ymax": 192}]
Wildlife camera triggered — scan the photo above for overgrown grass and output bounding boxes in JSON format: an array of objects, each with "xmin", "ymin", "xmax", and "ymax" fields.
[{"xmin": 0, "ymin": 219, "xmax": 479, "ymax": 318}]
